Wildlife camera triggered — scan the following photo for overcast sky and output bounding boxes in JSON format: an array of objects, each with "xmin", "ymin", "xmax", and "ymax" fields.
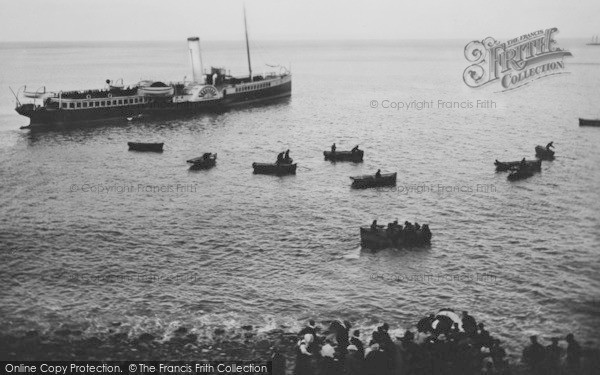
[{"xmin": 1, "ymin": 0, "xmax": 599, "ymax": 42}]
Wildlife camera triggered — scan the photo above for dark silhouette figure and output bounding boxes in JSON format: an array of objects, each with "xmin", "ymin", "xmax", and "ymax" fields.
[
  {"xmin": 298, "ymin": 320, "xmax": 317, "ymax": 337},
  {"xmin": 520, "ymin": 157, "xmax": 527, "ymax": 168},
  {"xmin": 544, "ymin": 337, "xmax": 563, "ymax": 375},
  {"xmin": 375, "ymin": 169, "xmax": 382, "ymax": 178},
  {"xmin": 283, "ymin": 149, "xmax": 291, "ymax": 163},
  {"xmin": 371, "ymin": 220, "xmax": 378, "ymax": 231},
  {"xmin": 461, "ymin": 311, "xmax": 477, "ymax": 336},
  {"xmin": 350, "ymin": 330, "xmax": 364, "ymax": 358},
  {"xmin": 566, "ymin": 333, "xmax": 581, "ymax": 372},
  {"xmin": 522, "ymin": 335, "xmax": 545, "ymax": 374},
  {"xmin": 294, "ymin": 334, "xmax": 314, "ymax": 375},
  {"xmin": 276, "ymin": 152, "xmax": 284, "ymax": 165},
  {"xmin": 271, "ymin": 348, "xmax": 286, "ymax": 375},
  {"xmin": 344, "ymin": 346, "xmax": 364, "ymax": 375},
  {"xmin": 364, "ymin": 344, "xmax": 388, "ymax": 375},
  {"xmin": 417, "ymin": 314, "xmax": 435, "ymax": 333}
]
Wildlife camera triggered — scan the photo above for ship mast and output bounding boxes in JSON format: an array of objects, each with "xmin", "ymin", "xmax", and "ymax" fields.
[{"xmin": 244, "ymin": 5, "xmax": 253, "ymax": 82}]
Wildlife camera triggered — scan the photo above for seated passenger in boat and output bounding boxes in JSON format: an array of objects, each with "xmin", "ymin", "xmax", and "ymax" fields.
[
  {"xmin": 283, "ymin": 149, "xmax": 292, "ymax": 163},
  {"xmin": 351, "ymin": 145, "xmax": 359, "ymax": 153},
  {"xmin": 422, "ymin": 224, "xmax": 431, "ymax": 240},
  {"xmin": 276, "ymin": 152, "xmax": 284, "ymax": 165},
  {"xmin": 375, "ymin": 169, "xmax": 381, "ymax": 178},
  {"xmin": 331, "ymin": 143, "xmax": 336, "ymax": 152},
  {"xmin": 371, "ymin": 220, "xmax": 378, "ymax": 231},
  {"xmin": 520, "ymin": 158, "xmax": 526, "ymax": 168},
  {"xmin": 414, "ymin": 222, "xmax": 421, "ymax": 231}
]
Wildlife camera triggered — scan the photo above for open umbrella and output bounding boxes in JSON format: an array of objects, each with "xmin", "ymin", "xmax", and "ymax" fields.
[{"xmin": 432, "ymin": 308, "xmax": 463, "ymax": 333}]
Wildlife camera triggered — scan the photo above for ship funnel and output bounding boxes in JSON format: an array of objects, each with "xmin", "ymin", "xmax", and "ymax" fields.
[{"xmin": 187, "ymin": 37, "xmax": 204, "ymax": 83}]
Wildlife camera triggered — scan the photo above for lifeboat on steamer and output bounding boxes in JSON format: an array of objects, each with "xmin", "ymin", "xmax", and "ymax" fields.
[{"xmin": 137, "ymin": 81, "xmax": 175, "ymax": 97}]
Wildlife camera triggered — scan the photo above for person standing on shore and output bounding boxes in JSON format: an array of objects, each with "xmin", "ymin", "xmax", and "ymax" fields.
[
  {"xmin": 319, "ymin": 339, "xmax": 341, "ymax": 375},
  {"xmin": 299, "ymin": 320, "xmax": 318, "ymax": 353},
  {"xmin": 350, "ymin": 330, "xmax": 364, "ymax": 358},
  {"xmin": 271, "ymin": 347, "xmax": 286, "ymax": 375},
  {"xmin": 461, "ymin": 311, "xmax": 477, "ymax": 336},
  {"xmin": 344, "ymin": 345, "xmax": 363, "ymax": 375},
  {"xmin": 299, "ymin": 320, "xmax": 318, "ymax": 338},
  {"xmin": 364, "ymin": 343, "xmax": 389, "ymax": 375},
  {"xmin": 544, "ymin": 337, "xmax": 563, "ymax": 375},
  {"xmin": 565, "ymin": 333, "xmax": 581, "ymax": 373},
  {"xmin": 337, "ymin": 320, "xmax": 352, "ymax": 357},
  {"xmin": 522, "ymin": 335, "xmax": 545, "ymax": 374},
  {"xmin": 294, "ymin": 333, "xmax": 314, "ymax": 375},
  {"xmin": 417, "ymin": 314, "xmax": 435, "ymax": 333}
]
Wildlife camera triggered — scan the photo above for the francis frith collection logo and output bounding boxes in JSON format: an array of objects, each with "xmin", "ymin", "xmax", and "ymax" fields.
[{"xmin": 463, "ymin": 27, "xmax": 572, "ymax": 91}]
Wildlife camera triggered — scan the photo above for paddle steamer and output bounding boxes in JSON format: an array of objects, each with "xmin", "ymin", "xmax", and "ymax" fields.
[{"xmin": 13, "ymin": 9, "xmax": 291, "ymax": 127}]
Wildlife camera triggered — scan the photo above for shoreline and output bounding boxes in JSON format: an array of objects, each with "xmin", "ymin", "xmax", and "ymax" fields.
[{"xmin": 2, "ymin": 323, "xmax": 598, "ymax": 375}]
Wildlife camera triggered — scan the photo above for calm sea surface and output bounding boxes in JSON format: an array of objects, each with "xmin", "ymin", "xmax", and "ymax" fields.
[{"xmin": 0, "ymin": 40, "xmax": 599, "ymax": 356}]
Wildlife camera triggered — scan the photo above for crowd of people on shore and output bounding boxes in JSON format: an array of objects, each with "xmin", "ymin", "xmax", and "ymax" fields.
[
  {"xmin": 287, "ymin": 311, "xmax": 584, "ymax": 375},
  {"xmin": 521, "ymin": 333, "xmax": 582, "ymax": 375}
]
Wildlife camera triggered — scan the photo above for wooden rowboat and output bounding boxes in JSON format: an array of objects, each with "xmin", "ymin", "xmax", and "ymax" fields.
[
  {"xmin": 252, "ymin": 162, "xmax": 297, "ymax": 175},
  {"xmin": 507, "ymin": 168, "xmax": 534, "ymax": 181},
  {"xmin": 127, "ymin": 142, "xmax": 164, "ymax": 152},
  {"xmin": 535, "ymin": 146, "xmax": 555, "ymax": 160},
  {"xmin": 350, "ymin": 172, "xmax": 396, "ymax": 189},
  {"xmin": 323, "ymin": 149, "xmax": 364, "ymax": 162},
  {"xmin": 187, "ymin": 153, "xmax": 217, "ymax": 169},
  {"xmin": 360, "ymin": 223, "xmax": 432, "ymax": 249},
  {"xmin": 494, "ymin": 159, "xmax": 541, "ymax": 171},
  {"xmin": 579, "ymin": 118, "xmax": 600, "ymax": 127}
]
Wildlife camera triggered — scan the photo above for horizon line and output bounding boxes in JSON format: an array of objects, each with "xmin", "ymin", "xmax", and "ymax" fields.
[{"xmin": 0, "ymin": 36, "xmax": 594, "ymax": 44}]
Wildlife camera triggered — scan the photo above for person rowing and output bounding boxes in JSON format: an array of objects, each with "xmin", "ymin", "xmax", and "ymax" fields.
[
  {"xmin": 283, "ymin": 149, "xmax": 292, "ymax": 164},
  {"xmin": 546, "ymin": 141, "xmax": 554, "ymax": 150},
  {"xmin": 331, "ymin": 143, "xmax": 336, "ymax": 153},
  {"xmin": 375, "ymin": 169, "xmax": 381, "ymax": 178},
  {"xmin": 371, "ymin": 220, "xmax": 378, "ymax": 231},
  {"xmin": 519, "ymin": 157, "xmax": 527, "ymax": 169},
  {"xmin": 351, "ymin": 145, "xmax": 359, "ymax": 153},
  {"xmin": 276, "ymin": 152, "xmax": 284, "ymax": 165}
]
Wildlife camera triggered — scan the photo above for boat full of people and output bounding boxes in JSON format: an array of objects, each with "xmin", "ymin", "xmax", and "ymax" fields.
[
  {"xmin": 13, "ymin": 10, "xmax": 291, "ymax": 127},
  {"xmin": 252, "ymin": 150, "xmax": 296, "ymax": 175},
  {"xmin": 360, "ymin": 219, "xmax": 431, "ymax": 249}
]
